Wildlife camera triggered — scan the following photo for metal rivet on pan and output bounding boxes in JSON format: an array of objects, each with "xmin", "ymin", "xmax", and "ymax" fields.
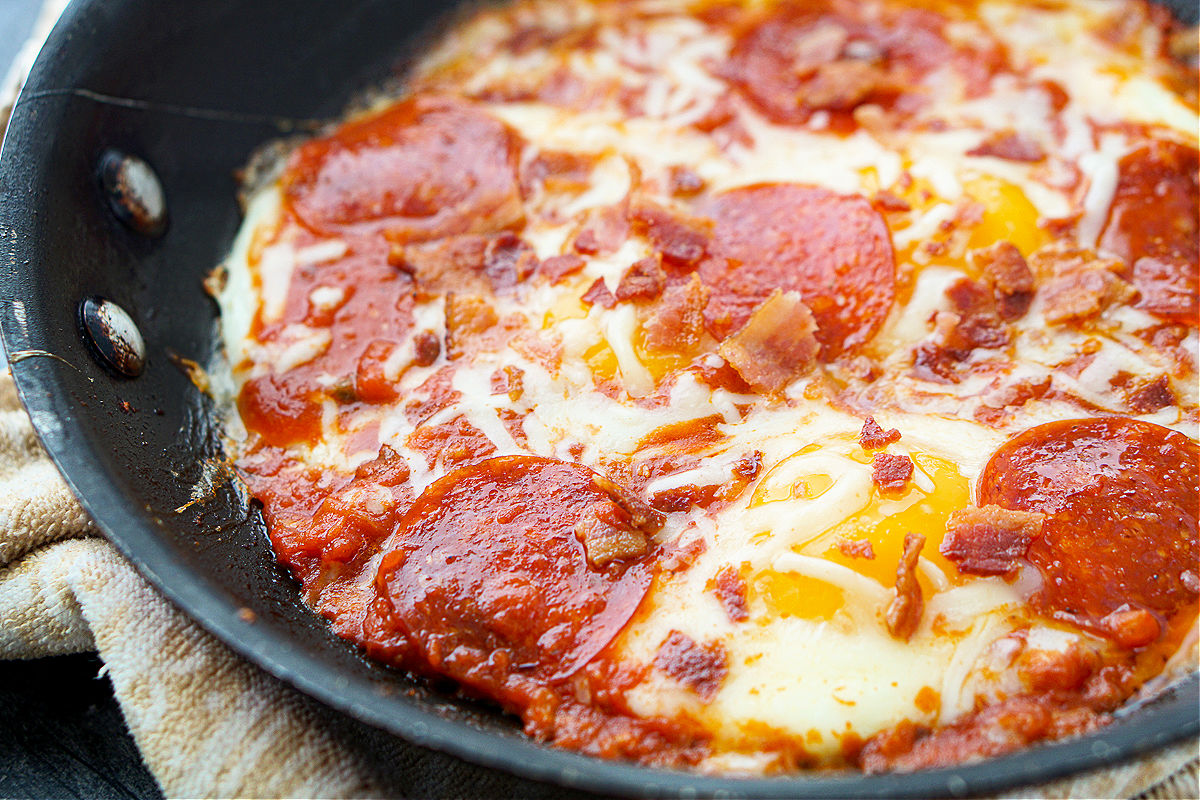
[
  {"xmin": 98, "ymin": 150, "xmax": 167, "ymax": 237},
  {"xmin": 79, "ymin": 297, "xmax": 146, "ymax": 378}
]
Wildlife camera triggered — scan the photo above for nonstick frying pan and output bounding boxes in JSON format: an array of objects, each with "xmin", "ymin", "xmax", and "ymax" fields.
[{"xmin": 1, "ymin": 2, "xmax": 1197, "ymax": 796}]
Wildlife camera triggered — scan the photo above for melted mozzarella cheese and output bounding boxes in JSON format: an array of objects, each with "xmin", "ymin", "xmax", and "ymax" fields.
[{"xmin": 215, "ymin": 0, "xmax": 1199, "ymax": 771}]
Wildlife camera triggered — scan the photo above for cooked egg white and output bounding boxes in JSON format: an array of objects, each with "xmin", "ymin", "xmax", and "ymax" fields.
[{"xmin": 216, "ymin": 0, "xmax": 1199, "ymax": 770}]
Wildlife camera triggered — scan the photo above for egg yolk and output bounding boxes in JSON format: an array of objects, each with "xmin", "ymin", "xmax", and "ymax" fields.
[
  {"xmin": 752, "ymin": 569, "xmax": 846, "ymax": 623},
  {"xmin": 962, "ymin": 175, "xmax": 1051, "ymax": 258},
  {"xmin": 635, "ymin": 326, "xmax": 693, "ymax": 383},
  {"xmin": 583, "ymin": 340, "xmax": 619, "ymax": 383},
  {"xmin": 815, "ymin": 453, "xmax": 970, "ymax": 591},
  {"xmin": 747, "ymin": 438, "xmax": 972, "ymax": 624}
]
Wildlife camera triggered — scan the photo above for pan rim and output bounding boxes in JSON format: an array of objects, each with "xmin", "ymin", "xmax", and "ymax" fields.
[{"xmin": 1, "ymin": 1, "xmax": 1197, "ymax": 797}]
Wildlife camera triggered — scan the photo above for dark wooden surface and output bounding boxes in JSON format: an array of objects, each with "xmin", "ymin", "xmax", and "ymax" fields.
[{"xmin": 0, "ymin": 654, "xmax": 162, "ymax": 799}]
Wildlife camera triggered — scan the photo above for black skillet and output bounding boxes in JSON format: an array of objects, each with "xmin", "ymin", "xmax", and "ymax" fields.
[{"xmin": 1, "ymin": 1, "xmax": 1197, "ymax": 796}]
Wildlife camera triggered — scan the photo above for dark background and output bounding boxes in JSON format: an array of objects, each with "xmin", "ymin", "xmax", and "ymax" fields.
[
  {"xmin": 0, "ymin": 0, "xmax": 39, "ymax": 69},
  {"xmin": 0, "ymin": 2, "xmax": 163, "ymax": 797}
]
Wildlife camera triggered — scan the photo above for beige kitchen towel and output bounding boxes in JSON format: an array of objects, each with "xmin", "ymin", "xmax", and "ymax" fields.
[
  {"xmin": 1, "ymin": 3, "xmax": 1197, "ymax": 798},
  {"xmin": 0, "ymin": 375, "xmax": 386, "ymax": 798}
]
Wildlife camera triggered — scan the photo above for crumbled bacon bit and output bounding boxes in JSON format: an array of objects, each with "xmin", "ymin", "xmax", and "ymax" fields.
[
  {"xmin": 803, "ymin": 60, "xmax": 890, "ymax": 111},
  {"xmin": 1130, "ymin": 256, "xmax": 1197, "ymax": 323},
  {"xmin": 615, "ymin": 254, "xmax": 667, "ymax": 302},
  {"xmin": 1032, "ymin": 245, "xmax": 1137, "ymax": 324},
  {"xmin": 693, "ymin": 358, "xmax": 752, "ymax": 394},
  {"xmin": 920, "ymin": 239, "xmax": 949, "ymax": 258},
  {"xmin": 496, "ymin": 407, "xmax": 529, "ymax": 449},
  {"xmin": 520, "ymin": 148, "xmax": 594, "ymax": 194},
  {"xmin": 483, "ymin": 233, "xmax": 538, "ymax": 289},
  {"xmin": 651, "ymin": 484, "xmax": 719, "ymax": 513},
  {"xmin": 950, "ymin": 200, "xmax": 986, "ymax": 230},
  {"xmin": 718, "ymin": 290, "xmax": 820, "ymax": 395},
  {"xmin": 911, "ymin": 269, "xmax": 1018, "ymax": 383},
  {"xmin": 659, "ymin": 533, "xmax": 707, "ymax": 574},
  {"xmin": 1038, "ymin": 79, "xmax": 1070, "ymax": 111},
  {"xmin": 1100, "ymin": 607, "xmax": 1161, "ymax": 650},
  {"xmin": 838, "ymin": 538, "xmax": 876, "ymax": 560},
  {"xmin": 650, "ymin": 449, "xmax": 761, "ymax": 512},
  {"xmin": 1137, "ymin": 323, "xmax": 1196, "ymax": 376},
  {"xmin": 653, "ymin": 631, "xmax": 728, "ymax": 700},
  {"xmin": 643, "ymin": 275, "xmax": 710, "ymax": 353},
  {"xmin": 540, "ymin": 253, "xmax": 586, "ymax": 285},
  {"xmin": 859, "ymin": 416, "xmax": 901, "ymax": 450},
  {"xmin": 886, "ymin": 533, "xmax": 925, "ymax": 641},
  {"xmin": 662, "ymin": 448, "xmax": 763, "ymax": 510},
  {"xmin": 946, "ymin": 278, "xmax": 1009, "ymax": 349},
  {"xmin": 412, "ymin": 331, "xmax": 441, "ymax": 367},
  {"xmin": 871, "ymin": 453, "xmax": 914, "ymax": 493},
  {"xmin": 511, "ymin": 331, "xmax": 563, "ymax": 374},
  {"xmin": 628, "ymin": 200, "xmax": 711, "ymax": 267},
  {"xmin": 843, "ymin": 355, "xmax": 880, "ymax": 382},
  {"xmin": 490, "ymin": 364, "xmax": 524, "ymax": 401},
  {"xmin": 971, "ymin": 241, "xmax": 1035, "ymax": 321},
  {"xmin": 967, "ymin": 131, "xmax": 1046, "ymax": 162},
  {"xmin": 573, "ymin": 229, "xmax": 602, "ymax": 255},
  {"xmin": 912, "ymin": 342, "xmax": 959, "ymax": 384},
  {"xmin": 911, "ymin": 310, "xmax": 970, "ymax": 383},
  {"xmin": 390, "ymin": 236, "xmax": 491, "ymax": 295},
  {"xmin": 713, "ymin": 566, "xmax": 750, "ymax": 622},
  {"xmin": 873, "ymin": 190, "xmax": 911, "ymax": 212},
  {"xmin": 1017, "ymin": 642, "xmax": 1098, "ymax": 692},
  {"xmin": 590, "ymin": 473, "xmax": 665, "ymax": 535},
  {"xmin": 940, "ymin": 505, "xmax": 1044, "ymax": 576},
  {"xmin": 575, "ymin": 499, "xmax": 651, "ymax": 569},
  {"xmin": 572, "ymin": 206, "xmax": 629, "ymax": 256},
  {"xmin": 403, "ymin": 368, "xmax": 459, "ymax": 425},
  {"xmin": 443, "ymin": 294, "xmax": 498, "ymax": 359},
  {"xmin": 731, "ymin": 451, "xmax": 762, "ymax": 481},
  {"xmin": 975, "ymin": 376, "xmax": 1052, "ymax": 424},
  {"xmin": 581, "ymin": 278, "xmax": 617, "ymax": 308},
  {"xmin": 668, "ymin": 166, "xmax": 706, "ymax": 197},
  {"xmin": 407, "ymin": 415, "xmax": 496, "ymax": 470},
  {"xmin": 1127, "ymin": 375, "xmax": 1176, "ymax": 413},
  {"xmin": 353, "ymin": 444, "xmax": 411, "ymax": 486}
]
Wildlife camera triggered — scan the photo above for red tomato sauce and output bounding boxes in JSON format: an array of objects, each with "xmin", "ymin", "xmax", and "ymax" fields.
[{"xmin": 225, "ymin": 0, "xmax": 1200, "ymax": 764}]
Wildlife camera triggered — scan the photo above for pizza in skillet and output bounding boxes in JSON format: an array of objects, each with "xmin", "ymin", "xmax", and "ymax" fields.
[{"xmin": 211, "ymin": 0, "xmax": 1198, "ymax": 773}]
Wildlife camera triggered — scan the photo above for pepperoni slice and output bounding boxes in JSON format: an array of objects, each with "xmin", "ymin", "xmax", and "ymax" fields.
[
  {"xmin": 373, "ymin": 456, "xmax": 653, "ymax": 698},
  {"xmin": 978, "ymin": 418, "xmax": 1198, "ymax": 637},
  {"xmin": 1099, "ymin": 140, "xmax": 1199, "ymax": 325},
  {"xmin": 722, "ymin": 4, "xmax": 952, "ymax": 126},
  {"xmin": 698, "ymin": 184, "xmax": 895, "ymax": 358},
  {"xmin": 282, "ymin": 96, "xmax": 524, "ymax": 241}
]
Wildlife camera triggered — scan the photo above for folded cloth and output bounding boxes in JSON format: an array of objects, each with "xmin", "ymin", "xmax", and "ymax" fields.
[
  {"xmin": 0, "ymin": 5, "xmax": 1196, "ymax": 797},
  {"xmin": 0, "ymin": 375, "xmax": 380, "ymax": 797}
]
